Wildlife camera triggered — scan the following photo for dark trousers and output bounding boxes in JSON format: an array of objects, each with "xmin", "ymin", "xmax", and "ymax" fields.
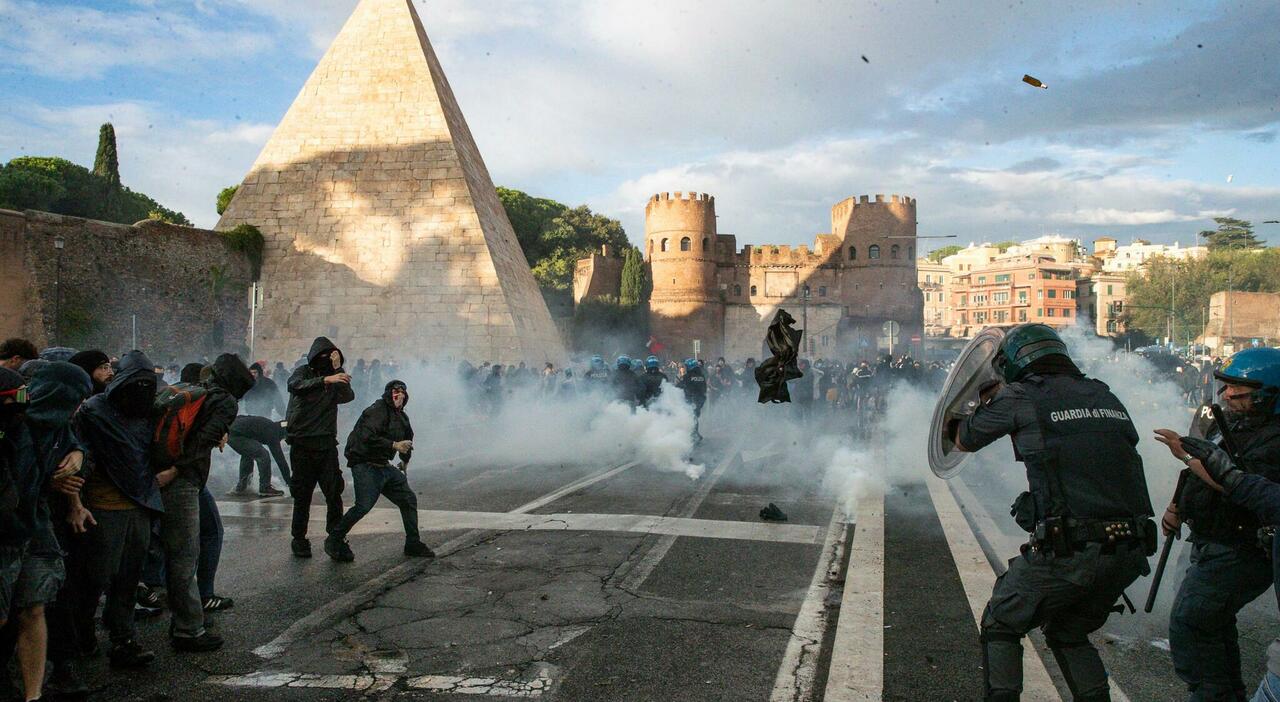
[
  {"xmin": 142, "ymin": 487, "xmax": 224, "ymax": 600},
  {"xmin": 981, "ymin": 542, "xmax": 1147, "ymax": 700},
  {"xmin": 1170, "ymin": 540, "xmax": 1274, "ymax": 701},
  {"xmin": 84, "ymin": 508, "xmax": 151, "ymax": 644},
  {"xmin": 48, "ymin": 517, "xmax": 91, "ymax": 661},
  {"xmin": 230, "ymin": 435, "xmax": 291, "ymax": 491},
  {"xmin": 289, "ymin": 444, "xmax": 344, "ymax": 540},
  {"xmin": 333, "ymin": 464, "xmax": 421, "ymax": 545}
]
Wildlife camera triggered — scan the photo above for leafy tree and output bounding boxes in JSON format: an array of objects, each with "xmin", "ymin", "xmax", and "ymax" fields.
[
  {"xmin": 1122, "ymin": 248, "xmax": 1280, "ymax": 344},
  {"xmin": 620, "ymin": 246, "xmax": 648, "ymax": 305},
  {"xmin": 216, "ymin": 185, "xmax": 239, "ymax": 215},
  {"xmin": 0, "ymin": 167, "xmax": 66, "ymax": 211},
  {"xmin": 496, "ymin": 188, "xmax": 629, "ymax": 293},
  {"xmin": 0, "ymin": 155, "xmax": 190, "ymax": 226},
  {"xmin": 93, "ymin": 123, "xmax": 121, "ymax": 188},
  {"xmin": 927, "ymin": 244, "xmax": 962, "ymax": 262},
  {"xmin": 1198, "ymin": 217, "xmax": 1262, "ymax": 250},
  {"xmin": 497, "ymin": 186, "xmax": 567, "ymax": 263}
]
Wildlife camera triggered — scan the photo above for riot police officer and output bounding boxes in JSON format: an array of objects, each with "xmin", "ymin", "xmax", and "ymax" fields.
[
  {"xmin": 676, "ymin": 359, "xmax": 707, "ymax": 441},
  {"xmin": 639, "ymin": 356, "xmax": 667, "ymax": 408},
  {"xmin": 1156, "ymin": 347, "xmax": 1280, "ymax": 701},
  {"xmin": 1153, "ymin": 348, "xmax": 1280, "ymax": 702},
  {"xmin": 950, "ymin": 323, "xmax": 1155, "ymax": 702},
  {"xmin": 610, "ymin": 356, "xmax": 642, "ymax": 407}
]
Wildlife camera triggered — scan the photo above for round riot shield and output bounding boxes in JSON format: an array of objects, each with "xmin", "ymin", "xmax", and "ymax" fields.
[{"xmin": 927, "ymin": 327, "xmax": 1007, "ymax": 479}]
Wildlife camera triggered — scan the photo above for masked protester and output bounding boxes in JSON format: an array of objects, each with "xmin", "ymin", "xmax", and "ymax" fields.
[
  {"xmin": 155, "ymin": 353, "xmax": 253, "ymax": 653},
  {"xmin": 285, "ymin": 337, "xmax": 355, "ymax": 558},
  {"xmin": 0, "ymin": 363, "xmax": 90, "ymax": 702},
  {"xmin": 241, "ymin": 362, "xmax": 286, "ymax": 420},
  {"xmin": 227, "ymin": 415, "xmax": 290, "ymax": 497},
  {"xmin": 324, "ymin": 380, "xmax": 432, "ymax": 562},
  {"xmin": 73, "ymin": 350, "xmax": 160, "ymax": 668},
  {"xmin": 1152, "ymin": 347, "xmax": 1280, "ymax": 701},
  {"xmin": 950, "ymin": 324, "xmax": 1155, "ymax": 702}
]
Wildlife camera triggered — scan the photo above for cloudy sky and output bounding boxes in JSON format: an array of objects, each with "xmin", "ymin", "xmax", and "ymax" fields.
[{"xmin": 2, "ymin": 0, "xmax": 1278, "ymax": 252}]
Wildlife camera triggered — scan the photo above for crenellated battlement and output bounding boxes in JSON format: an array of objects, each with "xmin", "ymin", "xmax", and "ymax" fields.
[
  {"xmin": 830, "ymin": 193, "xmax": 916, "ymax": 222},
  {"xmin": 646, "ymin": 191, "xmax": 715, "ymax": 212}
]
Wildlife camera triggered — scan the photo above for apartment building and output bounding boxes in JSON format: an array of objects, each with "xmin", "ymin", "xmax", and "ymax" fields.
[{"xmin": 950, "ymin": 254, "xmax": 1080, "ymax": 338}]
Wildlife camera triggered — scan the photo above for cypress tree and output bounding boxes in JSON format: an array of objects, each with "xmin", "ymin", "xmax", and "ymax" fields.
[
  {"xmin": 620, "ymin": 246, "xmax": 647, "ymax": 306},
  {"xmin": 93, "ymin": 123, "xmax": 121, "ymax": 188}
]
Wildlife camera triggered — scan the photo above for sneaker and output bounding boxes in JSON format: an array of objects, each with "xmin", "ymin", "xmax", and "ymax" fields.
[
  {"xmin": 202, "ymin": 595, "xmax": 235, "ymax": 612},
  {"xmin": 46, "ymin": 659, "xmax": 91, "ymax": 695},
  {"xmin": 404, "ymin": 541, "xmax": 436, "ymax": 558},
  {"xmin": 135, "ymin": 602, "xmax": 163, "ymax": 618},
  {"xmin": 137, "ymin": 583, "xmax": 164, "ymax": 609},
  {"xmin": 324, "ymin": 535, "xmax": 354, "ymax": 562},
  {"xmin": 171, "ymin": 632, "xmax": 223, "ymax": 653},
  {"xmin": 109, "ymin": 639, "xmax": 156, "ymax": 668},
  {"xmin": 291, "ymin": 538, "xmax": 312, "ymax": 558},
  {"xmin": 257, "ymin": 487, "xmax": 285, "ymax": 498}
]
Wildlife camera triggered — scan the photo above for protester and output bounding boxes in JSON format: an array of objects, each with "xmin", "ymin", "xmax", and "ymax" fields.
[
  {"xmin": 68, "ymin": 349, "xmax": 114, "ymax": 395},
  {"xmin": 227, "ymin": 415, "xmax": 289, "ymax": 497},
  {"xmin": 0, "ymin": 339, "xmax": 38, "ymax": 372},
  {"xmin": 325, "ymin": 380, "xmax": 433, "ymax": 562},
  {"xmin": 285, "ymin": 338, "xmax": 354, "ymax": 558},
  {"xmin": 241, "ymin": 362, "xmax": 286, "ymax": 419}
]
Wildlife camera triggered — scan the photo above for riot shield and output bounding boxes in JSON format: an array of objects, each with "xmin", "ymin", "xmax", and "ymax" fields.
[{"xmin": 927, "ymin": 327, "xmax": 1007, "ymax": 479}]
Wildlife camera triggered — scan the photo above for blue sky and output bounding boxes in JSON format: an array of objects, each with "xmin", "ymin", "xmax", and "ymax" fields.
[{"xmin": 2, "ymin": 0, "xmax": 1278, "ymax": 252}]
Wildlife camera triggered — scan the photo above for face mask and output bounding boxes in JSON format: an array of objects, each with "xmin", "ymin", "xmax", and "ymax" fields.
[{"xmin": 111, "ymin": 379, "xmax": 157, "ymax": 418}]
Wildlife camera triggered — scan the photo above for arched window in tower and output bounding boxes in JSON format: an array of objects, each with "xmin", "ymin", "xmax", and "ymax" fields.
[
  {"xmin": 749, "ymin": 285, "xmax": 758, "ymax": 296},
  {"xmin": 848, "ymin": 246, "xmax": 857, "ymax": 261},
  {"xmin": 680, "ymin": 237, "xmax": 691, "ymax": 252},
  {"xmin": 869, "ymin": 244, "xmax": 881, "ymax": 260},
  {"xmin": 660, "ymin": 238, "xmax": 669, "ymax": 252},
  {"xmin": 891, "ymin": 244, "xmax": 900, "ymax": 259},
  {"xmin": 733, "ymin": 284, "xmax": 742, "ymax": 297},
  {"xmin": 702, "ymin": 237, "xmax": 709, "ymax": 251}
]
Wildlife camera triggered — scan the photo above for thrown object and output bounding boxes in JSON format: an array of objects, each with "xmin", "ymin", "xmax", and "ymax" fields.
[{"xmin": 1022, "ymin": 74, "xmax": 1048, "ymax": 89}]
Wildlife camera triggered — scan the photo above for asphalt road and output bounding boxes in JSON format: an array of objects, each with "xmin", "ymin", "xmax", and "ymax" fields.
[{"xmin": 44, "ymin": 414, "xmax": 1279, "ymax": 702}]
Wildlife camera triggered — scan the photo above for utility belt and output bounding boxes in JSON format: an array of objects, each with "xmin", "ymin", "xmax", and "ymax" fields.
[{"xmin": 1028, "ymin": 517, "xmax": 1157, "ymax": 557}]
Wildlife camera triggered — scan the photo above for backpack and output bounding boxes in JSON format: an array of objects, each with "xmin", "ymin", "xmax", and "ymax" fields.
[{"xmin": 152, "ymin": 383, "xmax": 209, "ymax": 472}]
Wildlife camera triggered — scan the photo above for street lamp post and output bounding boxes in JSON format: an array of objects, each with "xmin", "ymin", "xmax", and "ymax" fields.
[
  {"xmin": 53, "ymin": 235, "xmax": 65, "ymax": 345},
  {"xmin": 802, "ymin": 284, "xmax": 811, "ymax": 356}
]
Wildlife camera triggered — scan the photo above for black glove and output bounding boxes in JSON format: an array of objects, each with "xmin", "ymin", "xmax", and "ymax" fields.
[{"xmin": 1180, "ymin": 436, "xmax": 1246, "ymax": 493}]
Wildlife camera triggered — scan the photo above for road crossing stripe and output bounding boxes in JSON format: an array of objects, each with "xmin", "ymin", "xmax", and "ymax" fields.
[
  {"xmin": 217, "ymin": 502, "xmax": 824, "ymax": 544},
  {"xmin": 926, "ymin": 474, "xmax": 1061, "ymax": 701},
  {"xmin": 946, "ymin": 476, "xmax": 1134, "ymax": 702},
  {"xmin": 252, "ymin": 460, "xmax": 639, "ymax": 659},
  {"xmin": 818, "ymin": 487, "xmax": 884, "ymax": 702}
]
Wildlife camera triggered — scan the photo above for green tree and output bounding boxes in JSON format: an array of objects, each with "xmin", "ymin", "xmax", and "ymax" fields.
[
  {"xmin": 216, "ymin": 185, "xmax": 239, "ymax": 215},
  {"xmin": 619, "ymin": 246, "xmax": 647, "ymax": 305},
  {"xmin": 496, "ymin": 188, "xmax": 630, "ymax": 292},
  {"xmin": 0, "ymin": 156, "xmax": 190, "ymax": 226},
  {"xmin": 1122, "ymin": 249, "xmax": 1280, "ymax": 344},
  {"xmin": 927, "ymin": 244, "xmax": 962, "ymax": 262},
  {"xmin": 1198, "ymin": 217, "xmax": 1262, "ymax": 250},
  {"xmin": 0, "ymin": 167, "xmax": 66, "ymax": 211},
  {"xmin": 93, "ymin": 123, "xmax": 121, "ymax": 187},
  {"xmin": 497, "ymin": 186, "xmax": 567, "ymax": 263}
]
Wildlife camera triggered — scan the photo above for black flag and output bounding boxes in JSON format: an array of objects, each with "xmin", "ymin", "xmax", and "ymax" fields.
[{"xmin": 755, "ymin": 309, "xmax": 804, "ymax": 403}]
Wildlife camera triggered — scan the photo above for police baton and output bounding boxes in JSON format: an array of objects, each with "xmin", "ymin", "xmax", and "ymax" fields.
[{"xmin": 1144, "ymin": 468, "xmax": 1189, "ymax": 613}]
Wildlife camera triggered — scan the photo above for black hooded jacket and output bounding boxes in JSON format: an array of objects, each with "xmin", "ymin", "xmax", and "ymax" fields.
[
  {"xmin": 286, "ymin": 337, "xmax": 355, "ymax": 448},
  {"xmin": 175, "ymin": 353, "xmax": 254, "ymax": 486},
  {"xmin": 345, "ymin": 380, "xmax": 413, "ymax": 468},
  {"xmin": 242, "ymin": 367, "xmax": 286, "ymax": 418},
  {"xmin": 74, "ymin": 350, "xmax": 163, "ymax": 512}
]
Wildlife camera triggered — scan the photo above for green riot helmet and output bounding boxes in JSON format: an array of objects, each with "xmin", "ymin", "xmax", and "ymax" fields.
[{"xmin": 992, "ymin": 323, "xmax": 1070, "ymax": 383}]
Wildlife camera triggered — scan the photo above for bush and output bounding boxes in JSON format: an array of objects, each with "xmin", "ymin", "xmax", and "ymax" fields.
[
  {"xmin": 216, "ymin": 185, "xmax": 238, "ymax": 215},
  {"xmin": 221, "ymin": 223, "xmax": 265, "ymax": 280},
  {"xmin": 0, "ymin": 155, "xmax": 190, "ymax": 226},
  {"xmin": 0, "ymin": 167, "xmax": 66, "ymax": 212}
]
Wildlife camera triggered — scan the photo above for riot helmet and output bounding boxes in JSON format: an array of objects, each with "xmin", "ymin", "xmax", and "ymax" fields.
[
  {"xmin": 616, "ymin": 355, "xmax": 632, "ymax": 370},
  {"xmin": 1213, "ymin": 347, "xmax": 1280, "ymax": 415},
  {"xmin": 993, "ymin": 323, "xmax": 1070, "ymax": 384},
  {"xmin": 646, "ymin": 356, "xmax": 660, "ymax": 370}
]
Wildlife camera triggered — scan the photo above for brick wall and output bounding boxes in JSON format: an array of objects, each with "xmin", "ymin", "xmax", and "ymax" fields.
[{"xmin": 1, "ymin": 209, "xmax": 252, "ymax": 364}]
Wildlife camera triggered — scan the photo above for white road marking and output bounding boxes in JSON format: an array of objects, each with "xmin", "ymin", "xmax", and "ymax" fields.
[
  {"xmin": 252, "ymin": 461, "xmax": 638, "ymax": 659},
  {"xmin": 927, "ymin": 475, "xmax": 1060, "ymax": 701},
  {"xmin": 769, "ymin": 501, "xmax": 861, "ymax": 702},
  {"xmin": 217, "ymin": 502, "xmax": 824, "ymax": 544},
  {"xmin": 947, "ymin": 476, "xmax": 1134, "ymax": 702},
  {"xmin": 616, "ymin": 434, "xmax": 748, "ymax": 592},
  {"xmin": 210, "ymin": 669, "xmax": 553, "ymax": 697},
  {"xmin": 819, "ymin": 487, "xmax": 884, "ymax": 702},
  {"xmin": 208, "ymin": 671, "xmax": 397, "ymax": 691}
]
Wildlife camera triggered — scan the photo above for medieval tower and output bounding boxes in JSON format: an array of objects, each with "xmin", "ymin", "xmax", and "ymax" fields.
[
  {"xmin": 216, "ymin": 0, "xmax": 565, "ymax": 364},
  {"xmin": 636, "ymin": 192, "xmax": 924, "ymax": 360}
]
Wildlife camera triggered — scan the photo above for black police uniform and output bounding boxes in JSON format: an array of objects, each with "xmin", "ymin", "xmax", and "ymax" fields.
[
  {"xmin": 1170, "ymin": 412, "xmax": 1280, "ymax": 700},
  {"xmin": 639, "ymin": 369, "xmax": 667, "ymax": 408},
  {"xmin": 958, "ymin": 372, "xmax": 1155, "ymax": 702}
]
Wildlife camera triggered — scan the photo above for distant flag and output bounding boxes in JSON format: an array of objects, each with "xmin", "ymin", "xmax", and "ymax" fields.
[{"xmin": 1022, "ymin": 74, "xmax": 1048, "ymax": 89}]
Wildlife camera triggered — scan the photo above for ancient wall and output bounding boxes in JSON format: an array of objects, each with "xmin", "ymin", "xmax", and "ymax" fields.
[
  {"xmin": 573, "ymin": 251, "xmax": 623, "ymax": 304},
  {"xmin": 1, "ymin": 209, "xmax": 251, "ymax": 363},
  {"xmin": 217, "ymin": 0, "xmax": 565, "ymax": 365},
  {"xmin": 724, "ymin": 303, "xmax": 845, "ymax": 362}
]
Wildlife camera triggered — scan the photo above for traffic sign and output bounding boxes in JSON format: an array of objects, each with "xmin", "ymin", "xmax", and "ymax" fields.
[{"xmin": 882, "ymin": 320, "xmax": 900, "ymax": 337}]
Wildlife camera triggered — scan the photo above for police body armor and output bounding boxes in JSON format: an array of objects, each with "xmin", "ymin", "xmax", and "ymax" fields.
[
  {"xmin": 1179, "ymin": 416, "xmax": 1280, "ymax": 544},
  {"xmin": 1014, "ymin": 376, "xmax": 1155, "ymax": 553}
]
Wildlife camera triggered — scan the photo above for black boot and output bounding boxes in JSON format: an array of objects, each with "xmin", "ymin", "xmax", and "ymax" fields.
[
  {"xmin": 171, "ymin": 632, "xmax": 223, "ymax": 653},
  {"xmin": 46, "ymin": 658, "xmax": 91, "ymax": 696},
  {"xmin": 324, "ymin": 535, "xmax": 354, "ymax": 562},
  {"xmin": 291, "ymin": 537, "xmax": 312, "ymax": 558},
  {"xmin": 109, "ymin": 639, "xmax": 156, "ymax": 668},
  {"xmin": 404, "ymin": 541, "xmax": 435, "ymax": 558}
]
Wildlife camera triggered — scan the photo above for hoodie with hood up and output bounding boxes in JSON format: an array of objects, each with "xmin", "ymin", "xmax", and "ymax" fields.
[
  {"xmin": 2, "ymin": 362, "xmax": 90, "ymax": 549},
  {"xmin": 286, "ymin": 337, "xmax": 355, "ymax": 449},
  {"xmin": 74, "ymin": 350, "xmax": 162, "ymax": 512},
  {"xmin": 172, "ymin": 353, "xmax": 254, "ymax": 486},
  {"xmin": 344, "ymin": 380, "xmax": 413, "ymax": 468}
]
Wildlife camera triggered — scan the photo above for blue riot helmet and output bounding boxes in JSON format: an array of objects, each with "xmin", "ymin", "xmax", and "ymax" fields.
[
  {"xmin": 684, "ymin": 358, "xmax": 699, "ymax": 369},
  {"xmin": 616, "ymin": 355, "xmax": 632, "ymax": 370},
  {"xmin": 1214, "ymin": 347, "xmax": 1280, "ymax": 414},
  {"xmin": 646, "ymin": 356, "xmax": 660, "ymax": 369},
  {"xmin": 590, "ymin": 355, "xmax": 604, "ymax": 371}
]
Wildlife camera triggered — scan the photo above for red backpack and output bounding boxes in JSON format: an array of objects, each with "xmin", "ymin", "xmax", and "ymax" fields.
[{"xmin": 152, "ymin": 383, "xmax": 209, "ymax": 471}]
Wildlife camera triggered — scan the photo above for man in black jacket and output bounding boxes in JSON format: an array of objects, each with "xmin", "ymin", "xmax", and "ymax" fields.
[
  {"xmin": 154, "ymin": 353, "xmax": 252, "ymax": 653},
  {"xmin": 241, "ymin": 362, "xmax": 286, "ymax": 419},
  {"xmin": 325, "ymin": 380, "xmax": 432, "ymax": 561},
  {"xmin": 286, "ymin": 337, "xmax": 354, "ymax": 558},
  {"xmin": 227, "ymin": 415, "xmax": 289, "ymax": 497}
]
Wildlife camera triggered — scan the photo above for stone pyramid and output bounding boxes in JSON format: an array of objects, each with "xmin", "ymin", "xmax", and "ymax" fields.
[{"xmin": 217, "ymin": 0, "xmax": 565, "ymax": 364}]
